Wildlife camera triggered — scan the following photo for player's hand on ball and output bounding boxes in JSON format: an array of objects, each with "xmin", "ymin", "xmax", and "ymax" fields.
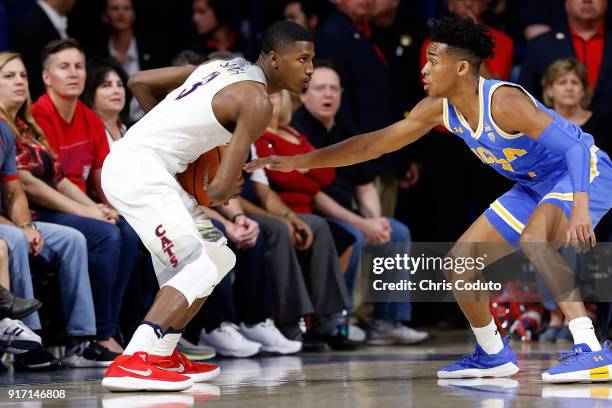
[
  {"xmin": 566, "ymin": 206, "xmax": 595, "ymax": 252},
  {"xmin": 244, "ymin": 155, "xmax": 296, "ymax": 173}
]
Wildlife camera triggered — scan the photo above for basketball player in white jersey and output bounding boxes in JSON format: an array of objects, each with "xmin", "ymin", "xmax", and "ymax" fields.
[{"xmin": 99, "ymin": 21, "xmax": 315, "ymax": 392}]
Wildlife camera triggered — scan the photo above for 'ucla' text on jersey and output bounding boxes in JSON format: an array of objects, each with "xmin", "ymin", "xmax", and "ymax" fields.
[{"xmin": 442, "ymin": 77, "xmax": 600, "ymax": 195}]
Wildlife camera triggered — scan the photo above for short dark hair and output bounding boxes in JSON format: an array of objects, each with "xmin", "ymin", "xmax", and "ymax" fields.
[
  {"xmin": 41, "ymin": 38, "xmax": 85, "ymax": 70},
  {"xmin": 82, "ymin": 57, "xmax": 131, "ymax": 125},
  {"xmin": 261, "ymin": 20, "xmax": 314, "ymax": 55},
  {"xmin": 313, "ymin": 59, "xmax": 342, "ymax": 87},
  {"xmin": 430, "ymin": 14, "xmax": 494, "ymax": 70}
]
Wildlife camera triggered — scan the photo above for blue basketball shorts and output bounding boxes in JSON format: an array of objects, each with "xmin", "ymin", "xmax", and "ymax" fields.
[{"xmin": 484, "ymin": 149, "xmax": 612, "ymax": 245}]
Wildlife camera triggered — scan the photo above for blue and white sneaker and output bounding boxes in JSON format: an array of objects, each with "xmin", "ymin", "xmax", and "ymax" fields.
[
  {"xmin": 542, "ymin": 342, "xmax": 612, "ymax": 383},
  {"xmin": 437, "ymin": 337, "xmax": 519, "ymax": 378}
]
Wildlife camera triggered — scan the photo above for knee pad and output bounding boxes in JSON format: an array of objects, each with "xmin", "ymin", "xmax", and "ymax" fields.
[
  {"xmin": 161, "ymin": 244, "xmax": 236, "ymax": 305},
  {"xmin": 197, "ymin": 244, "xmax": 236, "ymax": 298}
]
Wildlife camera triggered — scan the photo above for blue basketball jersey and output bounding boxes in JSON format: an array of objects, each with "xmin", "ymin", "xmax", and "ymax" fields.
[{"xmin": 442, "ymin": 77, "xmax": 599, "ymax": 195}]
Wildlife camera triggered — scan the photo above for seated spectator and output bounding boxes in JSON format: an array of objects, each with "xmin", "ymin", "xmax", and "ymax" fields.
[
  {"xmin": 290, "ymin": 62, "xmax": 428, "ymax": 345},
  {"xmin": 255, "ymin": 91, "xmax": 336, "ymax": 214},
  {"xmin": 542, "ymin": 58, "xmax": 608, "ymax": 152},
  {"xmin": 519, "ymin": 0, "xmax": 612, "ymax": 114},
  {"xmin": 188, "ymin": 200, "xmax": 301, "ymax": 357},
  {"xmin": 31, "ymin": 39, "xmax": 142, "ymax": 354},
  {"xmin": 189, "ymin": 0, "xmax": 243, "ymax": 57},
  {"xmin": 420, "ymin": 0, "xmax": 514, "ymax": 80},
  {"xmin": 82, "ymin": 57, "xmax": 131, "ymax": 146},
  {"xmin": 3, "ymin": 45, "xmax": 132, "ymax": 358},
  {"xmin": 0, "ymin": 51, "xmax": 109, "ymax": 369}
]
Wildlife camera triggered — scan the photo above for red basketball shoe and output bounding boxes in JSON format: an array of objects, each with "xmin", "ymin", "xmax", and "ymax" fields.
[
  {"xmin": 102, "ymin": 352, "xmax": 193, "ymax": 392},
  {"xmin": 149, "ymin": 350, "xmax": 221, "ymax": 382}
]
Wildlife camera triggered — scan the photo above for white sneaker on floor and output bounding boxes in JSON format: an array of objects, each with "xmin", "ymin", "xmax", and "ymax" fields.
[
  {"xmin": 239, "ymin": 319, "xmax": 302, "ymax": 354},
  {"xmin": 348, "ymin": 325, "xmax": 366, "ymax": 343},
  {"xmin": 199, "ymin": 322, "xmax": 261, "ymax": 358},
  {"xmin": 0, "ymin": 318, "xmax": 41, "ymax": 354},
  {"xmin": 391, "ymin": 323, "xmax": 429, "ymax": 344},
  {"xmin": 367, "ymin": 321, "xmax": 429, "ymax": 345}
]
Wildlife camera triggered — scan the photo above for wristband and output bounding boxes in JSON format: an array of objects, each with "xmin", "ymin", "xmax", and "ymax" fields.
[
  {"xmin": 231, "ymin": 213, "xmax": 245, "ymax": 222},
  {"xmin": 282, "ymin": 209, "xmax": 293, "ymax": 218}
]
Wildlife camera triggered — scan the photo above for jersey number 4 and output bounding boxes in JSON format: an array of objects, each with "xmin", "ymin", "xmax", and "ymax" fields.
[{"xmin": 175, "ymin": 71, "xmax": 221, "ymax": 100}]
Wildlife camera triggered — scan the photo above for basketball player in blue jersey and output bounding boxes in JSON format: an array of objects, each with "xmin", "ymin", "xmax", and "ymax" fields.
[{"xmin": 247, "ymin": 14, "xmax": 612, "ymax": 383}]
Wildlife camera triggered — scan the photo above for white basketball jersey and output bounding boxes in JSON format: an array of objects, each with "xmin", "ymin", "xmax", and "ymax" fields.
[{"xmin": 113, "ymin": 58, "xmax": 267, "ymax": 174}]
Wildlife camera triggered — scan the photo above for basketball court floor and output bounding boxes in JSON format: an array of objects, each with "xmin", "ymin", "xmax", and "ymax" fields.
[{"xmin": 0, "ymin": 331, "xmax": 608, "ymax": 407}]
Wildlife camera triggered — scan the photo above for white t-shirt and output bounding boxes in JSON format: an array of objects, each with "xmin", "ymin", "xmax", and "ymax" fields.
[
  {"xmin": 249, "ymin": 144, "xmax": 269, "ymax": 186},
  {"xmin": 113, "ymin": 58, "xmax": 267, "ymax": 174}
]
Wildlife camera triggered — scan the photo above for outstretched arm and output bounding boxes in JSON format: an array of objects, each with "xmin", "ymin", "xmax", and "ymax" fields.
[
  {"xmin": 128, "ymin": 65, "xmax": 198, "ymax": 113},
  {"xmin": 245, "ymin": 97, "xmax": 443, "ymax": 172},
  {"xmin": 492, "ymin": 87, "xmax": 594, "ymax": 247}
]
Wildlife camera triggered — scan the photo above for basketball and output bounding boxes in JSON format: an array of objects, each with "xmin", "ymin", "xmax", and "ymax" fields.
[{"xmin": 177, "ymin": 145, "xmax": 226, "ymax": 207}]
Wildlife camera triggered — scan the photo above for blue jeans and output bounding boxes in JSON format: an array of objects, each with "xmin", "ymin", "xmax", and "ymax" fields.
[
  {"xmin": 35, "ymin": 210, "xmax": 135, "ymax": 339},
  {"xmin": 325, "ymin": 217, "xmax": 413, "ymax": 322},
  {"xmin": 0, "ymin": 222, "xmax": 96, "ymax": 336}
]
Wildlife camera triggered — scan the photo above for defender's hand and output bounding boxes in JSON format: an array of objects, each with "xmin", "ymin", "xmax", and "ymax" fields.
[
  {"xmin": 245, "ymin": 155, "xmax": 298, "ymax": 173},
  {"xmin": 566, "ymin": 206, "xmax": 595, "ymax": 252}
]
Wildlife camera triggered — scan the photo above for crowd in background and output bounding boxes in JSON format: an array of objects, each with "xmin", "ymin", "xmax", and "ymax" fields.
[{"xmin": 0, "ymin": 0, "xmax": 610, "ymax": 371}]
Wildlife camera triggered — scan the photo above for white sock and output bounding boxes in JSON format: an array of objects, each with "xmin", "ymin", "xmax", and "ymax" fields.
[
  {"xmin": 472, "ymin": 318, "xmax": 503, "ymax": 355},
  {"xmin": 568, "ymin": 316, "xmax": 601, "ymax": 351},
  {"xmin": 123, "ymin": 322, "xmax": 162, "ymax": 355},
  {"xmin": 150, "ymin": 328, "xmax": 182, "ymax": 357}
]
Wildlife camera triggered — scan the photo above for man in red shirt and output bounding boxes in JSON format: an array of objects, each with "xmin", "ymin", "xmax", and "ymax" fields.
[
  {"xmin": 519, "ymin": 0, "xmax": 611, "ymax": 113},
  {"xmin": 420, "ymin": 0, "xmax": 514, "ymax": 81},
  {"xmin": 31, "ymin": 38, "xmax": 140, "ymax": 355}
]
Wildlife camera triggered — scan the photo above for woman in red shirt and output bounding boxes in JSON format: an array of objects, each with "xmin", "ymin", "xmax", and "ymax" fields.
[{"xmin": 254, "ymin": 90, "xmax": 336, "ymax": 214}]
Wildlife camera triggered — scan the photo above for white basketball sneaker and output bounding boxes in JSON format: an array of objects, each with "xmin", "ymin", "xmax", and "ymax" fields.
[
  {"xmin": 199, "ymin": 322, "xmax": 261, "ymax": 358},
  {"xmin": 239, "ymin": 319, "xmax": 302, "ymax": 354}
]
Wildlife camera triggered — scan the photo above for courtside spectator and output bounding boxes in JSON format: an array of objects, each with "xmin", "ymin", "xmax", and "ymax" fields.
[
  {"xmin": 519, "ymin": 0, "xmax": 612, "ymax": 114},
  {"xmin": 0, "ymin": 51, "xmax": 108, "ymax": 369},
  {"xmin": 82, "ymin": 57, "xmax": 131, "ymax": 146},
  {"xmin": 291, "ymin": 63, "xmax": 428, "ymax": 345}
]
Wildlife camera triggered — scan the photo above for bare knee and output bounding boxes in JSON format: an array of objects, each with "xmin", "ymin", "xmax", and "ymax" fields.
[{"xmin": 519, "ymin": 228, "xmax": 548, "ymax": 251}]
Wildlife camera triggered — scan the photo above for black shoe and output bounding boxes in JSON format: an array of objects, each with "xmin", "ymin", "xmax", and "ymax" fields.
[
  {"xmin": 62, "ymin": 341, "xmax": 119, "ymax": 368},
  {"xmin": 14, "ymin": 346, "xmax": 61, "ymax": 371},
  {"xmin": 0, "ymin": 286, "xmax": 42, "ymax": 320},
  {"xmin": 309, "ymin": 333, "xmax": 361, "ymax": 351}
]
